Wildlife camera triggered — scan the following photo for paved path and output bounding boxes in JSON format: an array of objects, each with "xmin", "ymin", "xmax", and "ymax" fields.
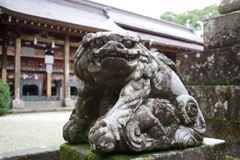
[{"xmin": 0, "ymin": 111, "xmax": 71, "ymax": 154}]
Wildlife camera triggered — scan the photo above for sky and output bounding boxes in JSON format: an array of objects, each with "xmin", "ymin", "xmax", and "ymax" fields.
[{"xmin": 88, "ymin": 0, "xmax": 220, "ymax": 19}]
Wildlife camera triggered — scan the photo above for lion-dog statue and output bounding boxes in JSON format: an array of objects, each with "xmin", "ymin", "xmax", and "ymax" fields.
[{"xmin": 63, "ymin": 31, "xmax": 206, "ymax": 154}]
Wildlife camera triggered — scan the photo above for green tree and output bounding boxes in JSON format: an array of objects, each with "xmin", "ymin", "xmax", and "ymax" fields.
[
  {"xmin": 160, "ymin": 5, "xmax": 220, "ymax": 34},
  {"xmin": 0, "ymin": 79, "xmax": 11, "ymax": 115}
]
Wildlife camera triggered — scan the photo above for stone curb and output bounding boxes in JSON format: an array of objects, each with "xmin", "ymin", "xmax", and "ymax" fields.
[
  {"xmin": 0, "ymin": 145, "xmax": 60, "ymax": 160},
  {"xmin": 60, "ymin": 138, "xmax": 226, "ymax": 160},
  {"xmin": 0, "ymin": 138, "xmax": 226, "ymax": 160},
  {"xmin": 9, "ymin": 107, "xmax": 74, "ymax": 114}
]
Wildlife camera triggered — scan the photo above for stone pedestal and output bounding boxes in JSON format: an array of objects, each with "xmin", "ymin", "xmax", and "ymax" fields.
[
  {"xmin": 62, "ymin": 98, "xmax": 73, "ymax": 107},
  {"xmin": 218, "ymin": 0, "xmax": 240, "ymax": 15},
  {"xmin": 59, "ymin": 138, "xmax": 225, "ymax": 160},
  {"xmin": 176, "ymin": 47, "xmax": 240, "ymax": 85},
  {"xmin": 204, "ymin": 11, "xmax": 240, "ymax": 50},
  {"xmin": 176, "ymin": 2, "xmax": 240, "ymax": 156},
  {"xmin": 12, "ymin": 99, "xmax": 25, "ymax": 109},
  {"xmin": 185, "ymin": 86, "xmax": 240, "ymax": 156}
]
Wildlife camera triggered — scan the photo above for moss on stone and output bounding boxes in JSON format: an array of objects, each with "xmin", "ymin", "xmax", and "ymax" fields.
[
  {"xmin": 84, "ymin": 152, "xmax": 100, "ymax": 159},
  {"xmin": 84, "ymin": 152, "xmax": 155, "ymax": 160},
  {"xmin": 60, "ymin": 143, "xmax": 82, "ymax": 160},
  {"xmin": 225, "ymin": 86, "xmax": 231, "ymax": 120},
  {"xmin": 186, "ymin": 82, "xmax": 239, "ymax": 86},
  {"xmin": 60, "ymin": 143, "xmax": 213, "ymax": 160},
  {"xmin": 205, "ymin": 117, "xmax": 240, "ymax": 123}
]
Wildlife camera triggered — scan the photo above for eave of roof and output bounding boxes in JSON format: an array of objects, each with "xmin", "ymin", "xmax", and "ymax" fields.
[
  {"xmin": 0, "ymin": 0, "xmax": 203, "ymax": 51},
  {"xmin": 85, "ymin": 0, "xmax": 203, "ymax": 45},
  {"xmin": 136, "ymin": 32, "xmax": 203, "ymax": 51},
  {"xmin": 0, "ymin": 0, "xmax": 124, "ymax": 32}
]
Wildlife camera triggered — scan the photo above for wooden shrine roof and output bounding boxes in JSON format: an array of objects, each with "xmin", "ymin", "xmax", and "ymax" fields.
[{"xmin": 0, "ymin": 0, "xmax": 203, "ymax": 52}]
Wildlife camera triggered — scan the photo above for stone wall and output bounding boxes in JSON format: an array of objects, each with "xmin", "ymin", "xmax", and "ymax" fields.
[
  {"xmin": 176, "ymin": 7, "xmax": 240, "ymax": 157},
  {"xmin": 204, "ymin": 11, "xmax": 240, "ymax": 50},
  {"xmin": 177, "ymin": 54, "xmax": 240, "ymax": 157},
  {"xmin": 185, "ymin": 86, "xmax": 240, "ymax": 156},
  {"xmin": 176, "ymin": 47, "xmax": 240, "ymax": 85}
]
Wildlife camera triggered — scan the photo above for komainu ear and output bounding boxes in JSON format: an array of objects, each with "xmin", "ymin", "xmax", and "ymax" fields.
[{"xmin": 82, "ymin": 33, "xmax": 95, "ymax": 48}]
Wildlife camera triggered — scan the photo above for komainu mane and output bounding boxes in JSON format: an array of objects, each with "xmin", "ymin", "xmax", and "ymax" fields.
[{"xmin": 63, "ymin": 31, "xmax": 206, "ymax": 154}]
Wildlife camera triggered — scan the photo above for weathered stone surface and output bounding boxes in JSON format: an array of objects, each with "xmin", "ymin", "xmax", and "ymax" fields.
[
  {"xmin": 218, "ymin": 0, "xmax": 240, "ymax": 14},
  {"xmin": 186, "ymin": 86, "xmax": 228, "ymax": 119},
  {"xmin": 205, "ymin": 120, "xmax": 240, "ymax": 157},
  {"xmin": 60, "ymin": 138, "xmax": 225, "ymax": 160},
  {"xmin": 12, "ymin": 99, "xmax": 25, "ymax": 109},
  {"xmin": 62, "ymin": 98, "xmax": 74, "ymax": 107},
  {"xmin": 63, "ymin": 31, "xmax": 207, "ymax": 154},
  {"xmin": 229, "ymin": 86, "xmax": 240, "ymax": 120},
  {"xmin": 0, "ymin": 145, "xmax": 60, "ymax": 160},
  {"xmin": 176, "ymin": 47, "xmax": 240, "ymax": 85},
  {"xmin": 204, "ymin": 11, "xmax": 240, "ymax": 50},
  {"xmin": 185, "ymin": 86, "xmax": 240, "ymax": 157}
]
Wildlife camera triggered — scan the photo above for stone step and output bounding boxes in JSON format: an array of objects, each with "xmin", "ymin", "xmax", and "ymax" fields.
[{"xmin": 203, "ymin": 11, "xmax": 240, "ymax": 50}]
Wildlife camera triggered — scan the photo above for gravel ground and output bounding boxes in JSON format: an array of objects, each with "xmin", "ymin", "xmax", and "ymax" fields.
[
  {"xmin": 0, "ymin": 111, "xmax": 71, "ymax": 154},
  {"xmin": 0, "ymin": 111, "xmax": 240, "ymax": 159}
]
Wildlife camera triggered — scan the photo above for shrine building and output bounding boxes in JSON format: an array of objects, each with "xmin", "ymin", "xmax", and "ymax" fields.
[{"xmin": 0, "ymin": 0, "xmax": 203, "ymax": 109}]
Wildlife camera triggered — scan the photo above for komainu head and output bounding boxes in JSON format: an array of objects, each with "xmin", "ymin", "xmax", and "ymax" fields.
[{"xmin": 74, "ymin": 31, "xmax": 151, "ymax": 85}]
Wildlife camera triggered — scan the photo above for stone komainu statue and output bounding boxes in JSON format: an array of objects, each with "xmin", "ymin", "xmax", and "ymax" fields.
[{"xmin": 63, "ymin": 31, "xmax": 206, "ymax": 154}]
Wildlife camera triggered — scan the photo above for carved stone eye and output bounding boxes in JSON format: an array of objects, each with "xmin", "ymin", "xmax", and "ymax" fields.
[
  {"xmin": 122, "ymin": 40, "xmax": 133, "ymax": 48},
  {"xmin": 96, "ymin": 39, "xmax": 105, "ymax": 48}
]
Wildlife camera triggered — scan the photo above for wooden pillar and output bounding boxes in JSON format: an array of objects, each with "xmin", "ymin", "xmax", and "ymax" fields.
[
  {"xmin": 1, "ymin": 37, "xmax": 7, "ymax": 82},
  {"xmin": 63, "ymin": 33, "xmax": 73, "ymax": 107},
  {"xmin": 64, "ymin": 33, "xmax": 70, "ymax": 99},
  {"xmin": 46, "ymin": 73, "xmax": 51, "ymax": 97},
  {"xmin": 14, "ymin": 37, "xmax": 21, "ymax": 100},
  {"xmin": 12, "ymin": 36, "xmax": 25, "ymax": 108}
]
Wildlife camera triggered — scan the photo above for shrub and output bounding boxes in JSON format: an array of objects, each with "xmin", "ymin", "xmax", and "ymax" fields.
[{"xmin": 0, "ymin": 79, "xmax": 11, "ymax": 115}]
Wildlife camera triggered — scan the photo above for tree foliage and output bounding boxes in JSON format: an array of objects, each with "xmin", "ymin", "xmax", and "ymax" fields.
[
  {"xmin": 0, "ymin": 79, "xmax": 11, "ymax": 115},
  {"xmin": 160, "ymin": 5, "xmax": 220, "ymax": 31}
]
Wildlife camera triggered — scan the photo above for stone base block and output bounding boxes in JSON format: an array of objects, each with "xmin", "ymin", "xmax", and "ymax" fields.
[
  {"xmin": 12, "ymin": 99, "xmax": 25, "ymax": 109},
  {"xmin": 204, "ymin": 11, "xmax": 240, "ymax": 50},
  {"xmin": 186, "ymin": 86, "xmax": 240, "ymax": 156},
  {"xmin": 218, "ymin": 0, "xmax": 240, "ymax": 14},
  {"xmin": 186, "ymin": 86, "xmax": 228, "ymax": 119},
  {"xmin": 62, "ymin": 98, "xmax": 73, "ymax": 107},
  {"xmin": 176, "ymin": 47, "xmax": 240, "ymax": 85},
  {"xmin": 0, "ymin": 145, "xmax": 59, "ymax": 160},
  {"xmin": 60, "ymin": 138, "xmax": 225, "ymax": 160},
  {"xmin": 205, "ymin": 120, "xmax": 240, "ymax": 157},
  {"xmin": 186, "ymin": 86, "xmax": 240, "ymax": 121}
]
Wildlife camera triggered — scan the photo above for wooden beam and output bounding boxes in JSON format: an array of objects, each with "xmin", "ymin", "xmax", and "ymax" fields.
[
  {"xmin": 2, "ymin": 17, "xmax": 89, "ymax": 37},
  {"xmin": 21, "ymin": 34, "xmax": 81, "ymax": 47},
  {"xmin": 46, "ymin": 73, "xmax": 51, "ymax": 97},
  {"xmin": 151, "ymin": 44, "xmax": 191, "ymax": 53},
  {"xmin": 14, "ymin": 37, "xmax": 21, "ymax": 100}
]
